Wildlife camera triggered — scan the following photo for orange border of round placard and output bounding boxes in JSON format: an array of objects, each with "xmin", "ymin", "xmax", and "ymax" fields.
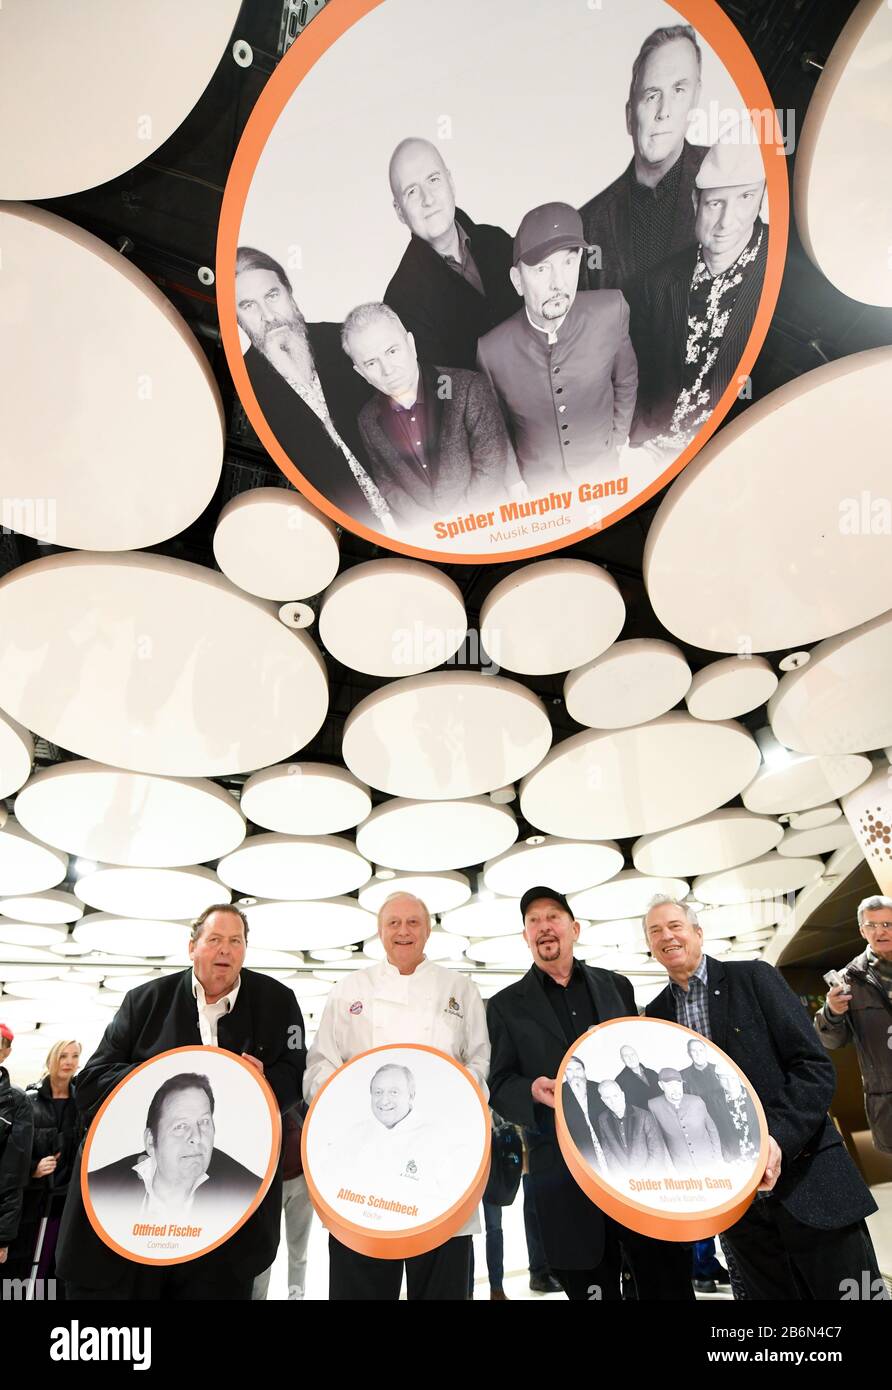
[
  {"xmin": 302, "ymin": 1043, "xmax": 491, "ymax": 1260},
  {"xmin": 81, "ymin": 1045, "xmax": 282, "ymax": 1266},
  {"xmin": 217, "ymin": 0, "xmax": 789, "ymax": 565},
  {"xmin": 555, "ymin": 1016, "xmax": 769, "ymax": 1242}
]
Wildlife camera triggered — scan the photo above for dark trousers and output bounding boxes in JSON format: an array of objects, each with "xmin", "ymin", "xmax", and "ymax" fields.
[
  {"xmin": 621, "ymin": 1229, "xmax": 695, "ymax": 1301},
  {"xmin": 522, "ymin": 1174, "xmax": 548, "ymax": 1277},
  {"xmin": 722, "ymin": 1200, "xmax": 883, "ymax": 1300},
  {"xmin": 329, "ymin": 1233, "xmax": 471, "ymax": 1301},
  {"xmin": 551, "ymin": 1220, "xmax": 623, "ymax": 1301},
  {"xmin": 483, "ymin": 1202, "xmax": 505, "ymax": 1291},
  {"xmin": 66, "ymin": 1267, "xmax": 254, "ymax": 1300}
]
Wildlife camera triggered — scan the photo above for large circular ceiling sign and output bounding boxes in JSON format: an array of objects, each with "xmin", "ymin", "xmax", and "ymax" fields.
[
  {"xmin": 218, "ymin": 0, "xmax": 786, "ymax": 563},
  {"xmin": 302, "ymin": 1044, "xmax": 490, "ymax": 1258},
  {"xmin": 556, "ymin": 1017, "xmax": 767, "ymax": 1240},
  {"xmin": 82, "ymin": 1047, "xmax": 280, "ymax": 1265}
]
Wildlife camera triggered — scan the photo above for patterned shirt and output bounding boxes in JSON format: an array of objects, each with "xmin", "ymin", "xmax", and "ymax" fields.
[
  {"xmin": 283, "ymin": 368, "xmax": 391, "ymax": 523},
  {"xmin": 726, "ymin": 1090, "xmax": 757, "ymax": 1163},
  {"xmin": 669, "ymin": 954, "xmax": 712, "ymax": 1039},
  {"xmin": 652, "ymin": 221, "xmax": 764, "ymax": 452}
]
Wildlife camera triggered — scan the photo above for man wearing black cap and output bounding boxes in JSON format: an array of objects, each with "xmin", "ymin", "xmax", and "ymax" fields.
[
  {"xmin": 487, "ymin": 888, "xmax": 692, "ymax": 1301},
  {"xmin": 476, "ymin": 204, "xmax": 638, "ymax": 495},
  {"xmin": 0, "ymin": 1023, "xmax": 34, "ymax": 1271}
]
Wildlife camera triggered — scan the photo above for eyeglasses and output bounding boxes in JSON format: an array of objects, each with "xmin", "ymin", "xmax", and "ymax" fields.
[{"xmin": 862, "ymin": 921, "xmax": 892, "ymax": 932}]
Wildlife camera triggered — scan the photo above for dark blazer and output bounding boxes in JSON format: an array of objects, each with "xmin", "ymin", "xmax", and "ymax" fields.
[
  {"xmin": 487, "ymin": 963, "xmax": 636, "ymax": 1269},
  {"xmin": 243, "ymin": 324, "xmax": 377, "ymax": 525},
  {"xmin": 646, "ymin": 957, "xmax": 877, "ymax": 1229},
  {"xmin": 561, "ymin": 1079, "xmax": 606, "ymax": 1170},
  {"xmin": 615, "ymin": 1063, "xmax": 661, "ymax": 1111},
  {"xmin": 88, "ymin": 1146, "xmax": 261, "ymax": 1210},
  {"xmin": 579, "ymin": 140, "xmax": 708, "ymax": 291},
  {"xmin": 647, "ymin": 1094, "xmax": 722, "ymax": 1170},
  {"xmin": 384, "ymin": 208, "xmax": 517, "ymax": 371},
  {"xmin": 57, "ymin": 969, "xmax": 306, "ymax": 1289},
  {"xmin": 0, "ymin": 1066, "xmax": 33, "ymax": 1246},
  {"xmin": 357, "ymin": 364, "xmax": 512, "ymax": 526},
  {"xmin": 629, "ymin": 224, "xmax": 768, "ymax": 446},
  {"xmin": 596, "ymin": 1103, "xmax": 669, "ymax": 1173}
]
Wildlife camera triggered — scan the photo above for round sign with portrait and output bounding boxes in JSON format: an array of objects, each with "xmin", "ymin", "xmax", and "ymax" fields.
[
  {"xmin": 82, "ymin": 1046, "xmax": 281, "ymax": 1265},
  {"xmin": 556, "ymin": 1016, "xmax": 767, "ymax": 1241},
  {"xmin": 218, "ymin": 0, "xmax": 787, "ymax": 564},
  {"xmin": 302, "ymin": 1044, "xmax": 490, "ymax": 1259}
]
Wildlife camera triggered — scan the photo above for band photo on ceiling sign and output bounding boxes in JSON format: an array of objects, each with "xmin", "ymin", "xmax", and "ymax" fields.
[
  {"xmin": 219, "ymin": 0, "xmax": 787, "ymax": 563},
  {"xmin": 556, "ymin": 1017, "xmax": 768, "ymax": 1242},
  {"xmin": 82, "ymin": 1046, "xmax": 280, "ymax": 1265}
]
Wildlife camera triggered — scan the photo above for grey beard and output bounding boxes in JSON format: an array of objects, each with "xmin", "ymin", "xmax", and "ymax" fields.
[{"xmin": 259, "ymin": 323, "xmax": 313, "ymax": 381}]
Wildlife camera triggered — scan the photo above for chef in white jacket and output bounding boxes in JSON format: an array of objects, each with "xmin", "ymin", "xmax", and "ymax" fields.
[{"xmin": 305, "ymin": 891, "xmax": 490, "ymax": 1300}]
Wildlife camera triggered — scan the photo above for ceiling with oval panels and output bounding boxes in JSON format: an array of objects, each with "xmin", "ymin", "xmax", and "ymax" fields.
[{"xmin": 2, "ymin": 0, "xmax": 892, "ymax": 1070}]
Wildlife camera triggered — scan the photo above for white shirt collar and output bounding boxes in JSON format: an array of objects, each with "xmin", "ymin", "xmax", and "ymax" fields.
[
  {"xmin": 525, "ymin": 305, "xmax": 567, "ymax": 345},
  {"xmin": 191, "ymin": 969, "xmax": 241, "ymax": 1013},
  {"xmin": 132, "ymin": 1152, "xmax": 210, "ymax": 1214},
  {"xmin": 379, "ymin": 957, "xmax": 431, "ymax": 980}
]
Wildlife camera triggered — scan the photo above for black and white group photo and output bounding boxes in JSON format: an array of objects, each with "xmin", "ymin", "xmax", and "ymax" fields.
[{"xmin": 229, "ymin": 0, "xmax": 777, "ymax": 557}]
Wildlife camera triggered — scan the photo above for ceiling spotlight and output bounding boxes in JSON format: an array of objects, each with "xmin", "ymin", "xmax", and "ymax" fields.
[
  {"xmin": 525, "ymin": 834, "xmax": 545, "ymax": 846},
  {"xmin": 779, "ymin": 651, "xmax": 810, "ymax": 672},
  {"xmin": 754, "ymin": 727, "xmax": 794, "ymax": 771},
  {"xmin": 278, "ymin": 601, "xmax": 315, "ymax": 629},
  {"xmin": 70, "ymin": 858, "xmax": 98, "ymax": 880},
  {"xmin": 237, "ymin": 896, "xmax": 257, "ymax": 907},
  {"xmin": 489, "ymin": 785, "xmax": 516, "ymax": 805},
  {"xmin": 374, "ymin": 867, "xmax": 396, "ymax": 880}
]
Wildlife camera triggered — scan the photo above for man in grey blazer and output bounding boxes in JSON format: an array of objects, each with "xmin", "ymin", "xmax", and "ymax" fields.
[
  {"xmin": 647, "ymin": 1069, "xmax": 722, "ymax": 1170},
  {"xmin": 477, "ymin": 203, "xmax": 637, "ymax": 494},
  {"xmin": 342, "ymin": 302, "xmax": 514, "ymax": 530}
]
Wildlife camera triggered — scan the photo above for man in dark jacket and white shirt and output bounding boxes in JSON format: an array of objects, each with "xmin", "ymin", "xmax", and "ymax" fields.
[
  {"xmin": 57, "ymin": 905, "xmax": 306, "ymax": 1300},
  {"xmin": 815, "ymin": 894, "xmax": 892, "ymax": 1156},
  {"xmin": 645, "ymin": 894, "xmax": 884, "ymax": 1300}
]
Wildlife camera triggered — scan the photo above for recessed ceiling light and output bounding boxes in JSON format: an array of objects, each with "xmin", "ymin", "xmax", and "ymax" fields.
[{"xmin": 779, "ymin": 651, "xmax": 810, "ymax": 672}]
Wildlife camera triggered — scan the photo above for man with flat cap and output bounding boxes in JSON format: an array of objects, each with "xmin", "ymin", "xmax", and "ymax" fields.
[
  {"xmin": 647, "ymin": 1069, "xmax": 722, "ymax": 1170},
  {"xmin": 630, "ymin": 131, "xmax": 768, "ymax": 456},
  {"xmin": 487, "ymin": 887, "xmax": 692, "ymax": 1301},
  {"xmin": 580, "ymin": 24, "xmax": 707, "ymax": 293},
  {"xmin": 383, "ymin": 138, "xmax": 517, "ymax": 370},
  {"xmin": 477, "ymin": 204, "xmax": 638, "ymax": 494}
]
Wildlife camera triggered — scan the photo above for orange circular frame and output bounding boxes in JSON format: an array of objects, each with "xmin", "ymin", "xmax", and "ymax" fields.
[
  {"xmin": 555, "ymin": 1016, "xmax": 769, "ymax": 1242},
  {"xmin": 82, "ymin": 1045, "xmax": 282, "ymax": 1266},
  {"xmin": 302, "ymin": 1043, "xmax": 491, "ymax": 1259},
  {"xmin": 217, "ymin": 0, "xmax": 789, "ymax": 565}
]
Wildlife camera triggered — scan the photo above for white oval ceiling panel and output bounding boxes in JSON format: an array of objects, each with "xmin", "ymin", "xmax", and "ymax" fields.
[
  {"xmin": 241, "ymin": 898, "xmax": 375, "ymax": 952},
  {"xmin": 569, "ymin": 871, "xmax": 689, "ymax": 922},
  {"xmin": 0, "ymin": 553, "xmax": 328, "ymax": 776},
  {"xmin": 694, "ymin": 853, "xmax": 823, "ymax": 905},
  {"xmin": 440, "ymin": 897, "xmax": 523, "ymax": 940},
  {"xmin": 632, "ymin": 809, "xmax": 783, "ymax": 878},
  {"xmin": 0, "ymin": 921, "xmax": 68, "ymax": 948},
  {"xmin": 777, "ymin": 823, "xmax": 855, "ymax": 859},
  {"xmin": 479, "ymin": 560, "xmax": 625, "ymax": 676},
  {"xmin": 358, "ymin": 872, "xmax": 471, "ymax": 917},
  {"xmin": 73, "ymin": 915, "xmax": 191, "ymax": 958},
  {"xmin": 580, "ymin": 918, "xmax": 646, "ymax": 949},
  {"xmin": 520, "ymin": 713, "xmax": 760, "ymax": 840},
  {"xmin": 319, "ymin": 558, "xmax": 466, "ymax": 678},
  {"xmin": 240, "ymin": 763, "xmax": 371, "ymax": 836},
  {"xmin": 482, "ymin": 838, "xmax": 622, "ymax": 899},
  {"xmin": 74, "ymin": 866, "xmax": 230, "ymax": 921},
  {"xmin": 0, "ymin": 710, "xmax": 33, "ymax": 799},
  {"xmin": 695, "ymin": 901, "xmax": 788, "ymax": 937},
  {"xmin": 0, "ymin": 889, "xmax": 83, "ymax": 925},
  {"xmin": 794, "ymin": 0, "xmax": 892, "ymax": 307},
  {"xmin": 768, "ymin": 609, "xmax": 892, "ymax": 756},
  {"xmin": 465, "ymin": 934, "xmax": 533, "ymax": 967},
  {"xmin": 15, "ymin": 762, "xmax": 246, "ymax": 867},
  {"xmin": 217, "ymin": 834, "xmax": 371, "ymax": 900},
  {"xmin": 0, "ymin": 1, "xmax": 243, "ymax": 199},
  {"xmin": 565, "ymin": 639, "xmax": 691, "ymax": 730},
  {"xmin": 355, "ymin": 798, "xmax": 517, "ymax": 872},
  {"xmin": 686, "ymin": 656, "xmax": 778, "ymax": 721},
  {"xmin": 0, "ymin": 819, "xmax": 68, "ymax": 896},
  {"xmin": 789, "ymin": 804, "xmax": 842, "ymax": 831},
  {"xmin": 644, "ymin": 349, "xmax": 892, "ymax": 652},
  {"xmin": 213, "ymin": 488, "xmax": 339, "ymax": 602},
  {"xmin": 343, "ymin": 673, "xmax": 551, "ymax": 800},
  {"xmin": 0, "ymin": 205, "xmax": 224, "ymax": 550},
  {"xmin": 741, "ymin": 750, "xmax": 872, "ymax": 815}
]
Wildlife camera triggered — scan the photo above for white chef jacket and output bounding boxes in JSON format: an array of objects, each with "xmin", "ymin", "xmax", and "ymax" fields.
[
  {"xmin": 304, "ymin": 959, "xmax": 490, "ymax": 1239},
  {"xmin": 304, "ymin": 958, "xmax": 490, "ymax": 1101}
]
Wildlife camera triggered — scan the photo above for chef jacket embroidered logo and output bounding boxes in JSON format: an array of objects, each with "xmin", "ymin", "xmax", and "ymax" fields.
[
  {"xmin": 445, "ymin": 997, "xmax": 463, "ymax": 1019},
  {"xmin": 349, "ymin": 1001, "xmax": 363, "ymax": 1016},
  {"xmin": 402, "ymin": 1159, "xmax": 419, "ymax": 1181}
]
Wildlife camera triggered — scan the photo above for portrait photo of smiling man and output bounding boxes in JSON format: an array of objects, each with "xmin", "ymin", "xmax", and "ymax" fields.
[{"xmin": 87, "ymin": 1072, "xmax": 262, "ymax": 1219}]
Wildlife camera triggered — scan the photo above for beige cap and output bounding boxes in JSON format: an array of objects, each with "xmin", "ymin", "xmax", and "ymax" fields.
[{"xmin": 695, "ymin": 131, "xmax": 766, "ymax": 190}]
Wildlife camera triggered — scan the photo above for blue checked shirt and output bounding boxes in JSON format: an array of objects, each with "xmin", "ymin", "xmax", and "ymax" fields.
[{"xmin": 669, "ymin": 955, "xmax": 712, "ymax": 1039}]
